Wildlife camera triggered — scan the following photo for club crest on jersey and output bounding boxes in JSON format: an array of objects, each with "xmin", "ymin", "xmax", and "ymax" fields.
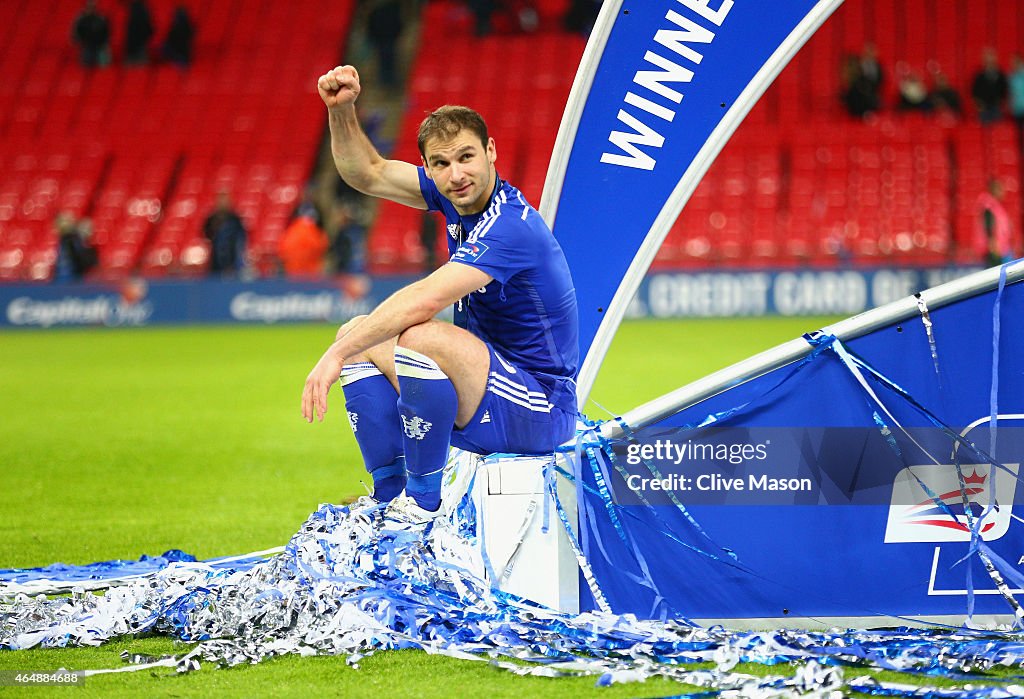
[
  {"xmin": 453, "ymin": 241, "xmax": 489, "ymax": 263},
  {"xmin": 347, "ymin": 411, "xmax": 359, "ymax": 433},
  {"xmin": 402, "ymin": 415, "xmax": 433, "ymax": 440}
]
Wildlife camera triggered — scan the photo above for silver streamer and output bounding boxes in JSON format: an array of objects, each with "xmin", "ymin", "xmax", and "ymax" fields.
[{"xmin": 3, "ymin": 489, "xmax": 1024, "ymax": 695}]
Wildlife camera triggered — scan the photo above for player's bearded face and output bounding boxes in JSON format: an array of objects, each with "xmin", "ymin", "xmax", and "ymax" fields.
[{"xmin": 423, "ymin": 131, "xmax": 497, "ymax": 215}]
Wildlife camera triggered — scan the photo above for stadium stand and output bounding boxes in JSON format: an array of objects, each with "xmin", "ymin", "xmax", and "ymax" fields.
[
  {"xmin": 0, "ymin": 0, "xmax": 1020, "ymax": 281},
  {"xmin": 654, "ymin": 0, "xmax": 1023, "ymax": 270},
  {"xmin": 367, "ymin": 0, "xmax": 1022, "ymax": 273},
  {"xmin": 0, "ymin": 0, "xmax": 353, "ymax": 281}
]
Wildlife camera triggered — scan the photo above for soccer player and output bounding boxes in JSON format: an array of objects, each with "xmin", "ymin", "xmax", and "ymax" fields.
[{"xmin": 301, "ymin": 65, "xmax": 579, "ymax": 521}]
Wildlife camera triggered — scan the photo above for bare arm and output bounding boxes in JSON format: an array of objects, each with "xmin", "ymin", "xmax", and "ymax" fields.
[
  {"xmin": 318, "ymin": 65, "xmax": 426, "ymax": 209},
  {"xmin": 333, "ymin": 263, "xmax": 488, "ymax": 360},
  {"xmin": 301, "ymin": 262, "xmax": 493, "ymax": 422}
]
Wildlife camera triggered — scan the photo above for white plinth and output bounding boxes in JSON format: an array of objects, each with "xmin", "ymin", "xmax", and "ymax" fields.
[{"xmin": 469, "ymin": 453, "xmax": 579, "ymax": 613}]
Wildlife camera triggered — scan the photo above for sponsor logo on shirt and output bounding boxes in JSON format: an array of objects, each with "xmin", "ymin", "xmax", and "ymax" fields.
[{"xmin": 453, "ymin": 241, "xmax": 489, "ymax": 263}]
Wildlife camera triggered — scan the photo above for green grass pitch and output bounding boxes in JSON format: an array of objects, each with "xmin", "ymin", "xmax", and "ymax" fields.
[{"xmin": 2, "ymin": 315, "xmax": 963, "ymax": 698}]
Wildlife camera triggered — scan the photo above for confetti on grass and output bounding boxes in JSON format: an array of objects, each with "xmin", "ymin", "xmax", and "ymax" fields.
[{"xmin": 4, "ymin": 501, "xmax": 1024, "ymax": 697}]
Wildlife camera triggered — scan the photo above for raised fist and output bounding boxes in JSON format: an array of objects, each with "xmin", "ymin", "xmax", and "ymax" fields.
[{"xmin": 317, "ymin": 65, "xmax": 361, "ymax": 110}]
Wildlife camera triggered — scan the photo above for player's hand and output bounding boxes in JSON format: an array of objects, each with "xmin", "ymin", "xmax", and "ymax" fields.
[
  {"xmin": 317, "ymin": 65, "xmax": 361, "ymax": 110},
  {"xmin": 302, "ymin": 349, "xmax": 345, "ymax": 423}
]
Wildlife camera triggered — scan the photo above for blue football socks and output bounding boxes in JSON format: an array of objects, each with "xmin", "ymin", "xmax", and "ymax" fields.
[
  {"xmin": 394, "ymin": 347, "xmax": 458, "ymax": 512},
  {"xmin": 339, "ymin": 362, "xmax": 406, "ymax": 503}
]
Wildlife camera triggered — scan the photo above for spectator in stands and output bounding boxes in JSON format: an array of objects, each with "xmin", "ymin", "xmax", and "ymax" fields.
[
  {"xmin": 329, "ymin": 200, "xmax": 367, "ymax": 275},
  {"xmin": 841, "ymin": 45, "xmax": 883, "ymax": 118},
  {"xmin": 367, "ymin": 0, "xmax": 404, "ymax": 89},
  {"xmin": 161, "ymin": 4, "xmax": 195, "ymax": 68},
  {"xmin": 123, "ymin": 0, "xmax": 155, "ymax": 65},
  {"xmin": 278, "ymin": 213, "xmax": 329, "ymax": 277},
  {"xmin": 72, "ymin": 0, "xmax": 111, "ymax": 68},
  {"xmin": 564, "ymin": 0, "xmax": 601, "ymax": 36},
  {"xmin": 202, "ymin": 191, "xmax": 248, "ymax": 277},
  {"xmin": 304, "ymin": 65, "xmax": 579, "ymax": 520},
  {"xmin": 896, "ymin": 64, "xmax": 930, "ymax": 112},
  {"xmin": 53, "ymin": 211, "xmax": 98, "ymax": 282},
  {"xmin": 976, "ymin": 179, "xmax": 1015, "ymax": 267},
  {"xmin": 971, "ymin": 47, "xmax": 1008, "ymax": 124},
  {"xmin": 929, "ymin": 71, "xmax": 962, "ymax": 117}
]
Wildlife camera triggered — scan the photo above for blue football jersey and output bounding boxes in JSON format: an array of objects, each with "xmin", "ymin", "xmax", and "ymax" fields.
[{"xmin": 418, "ymin": 168, "xmax": 579, "ymax": 413}]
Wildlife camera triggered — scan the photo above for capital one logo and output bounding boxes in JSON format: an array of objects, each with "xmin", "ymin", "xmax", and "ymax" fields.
[
  {"xmin": 884, "ymin": 463, "xmax": 1018, "ymax": 543},
  {"xmin": 402, "ymin": 415, "xmax": 433, "ymax": 440}
]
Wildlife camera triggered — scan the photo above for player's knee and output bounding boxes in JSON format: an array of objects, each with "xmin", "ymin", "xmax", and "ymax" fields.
[
  {"xmin": 394, "ymin": 320, "xmax": 439, "ymax": 353},
  {"xmin": 336, "ymin": 314, "xmax": 368, "ymax": 341}
]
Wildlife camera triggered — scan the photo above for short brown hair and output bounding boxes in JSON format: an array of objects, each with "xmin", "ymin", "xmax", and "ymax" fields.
[{"xmin": 417, "ymin": 105, "xmax": 489, "ymax": 157}]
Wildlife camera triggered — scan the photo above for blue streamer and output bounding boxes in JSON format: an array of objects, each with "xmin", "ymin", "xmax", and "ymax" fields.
[
  {"xmin": 989, "ymin": 264, "xmax": 1009, "ymax": 457},
  {"xmin": 0, "ymin": 550, "xmax": 201, "ymax": 585}
]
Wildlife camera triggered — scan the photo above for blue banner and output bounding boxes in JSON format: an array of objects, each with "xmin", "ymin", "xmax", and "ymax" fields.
[
  {"xmin": 0, "ymin": 277, "xmax": 415, "ymax": 329},
  {"xmin": 1, "ymin": 267, "xmax": 983, "ymax": 328},
  {"xmin": 577, "ymin": 272, "xmax": 1024, "ymax": 622},
  {"xmin": 1, "ymin": 268, "xmax": 982, "ymax": 328},
  {"xmin": 542, "ymin": 0, "xmax": 844, "ymax": 401}
]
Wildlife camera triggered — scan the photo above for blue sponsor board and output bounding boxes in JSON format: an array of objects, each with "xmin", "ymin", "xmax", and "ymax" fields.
[
  {"xmin": 0, "ymin": 277, "xmax": 416, "ymax": 329},
  {"xmin": 0, "ymin": 268, "xmax": 982, "ymax": 328},
  {"xmin": 578, "ymin": 272, "xmax": 1024, "ymax": 621}
]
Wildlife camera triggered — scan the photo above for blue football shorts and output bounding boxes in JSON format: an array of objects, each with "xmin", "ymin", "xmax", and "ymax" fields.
[{"xmin": 450, "ymin": 344, "xmax": 576, "ymax": 456}]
